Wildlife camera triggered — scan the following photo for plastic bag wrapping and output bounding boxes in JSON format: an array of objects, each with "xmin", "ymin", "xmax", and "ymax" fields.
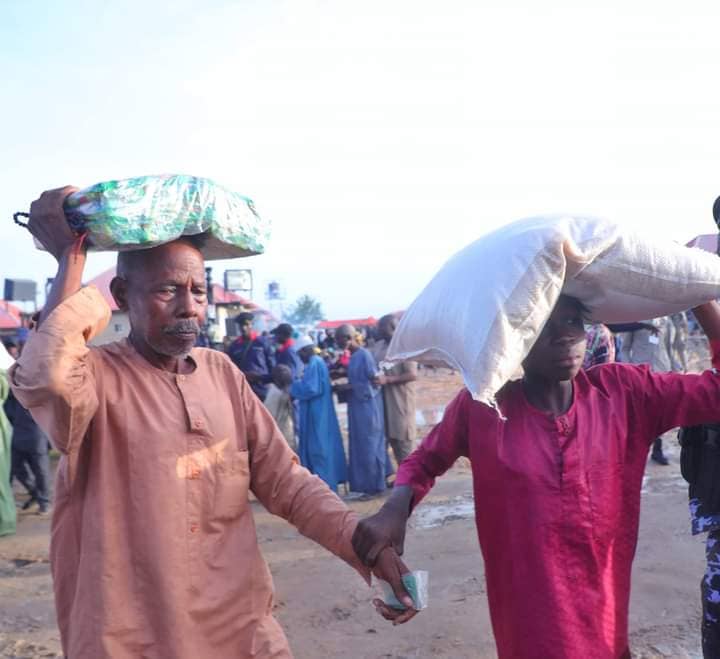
[
  {"xmin": 379, "ymin": 570, "xmax": 429, "ymax": 610},
  {"xmin": 62, "ymin": 174, "xmax": 270, "ymax": 260}
]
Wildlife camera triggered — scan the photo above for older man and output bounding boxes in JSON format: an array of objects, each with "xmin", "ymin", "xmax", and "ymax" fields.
[
  {"xmin": 10, "ymin": 187, "xmax": 413, "ymax": 659},
  {"xmin": 371, "ymin": 314, "xmax": 417, "ymax": 466}
]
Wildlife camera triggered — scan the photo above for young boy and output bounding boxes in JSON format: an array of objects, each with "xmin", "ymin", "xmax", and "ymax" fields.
[
  {"xmin": 354, "ymin": 295, "xmax": 720, "ymax": 657},
  {"xmin": 264, "ymin": 364, "xmax": 296, "ymax": 452}
]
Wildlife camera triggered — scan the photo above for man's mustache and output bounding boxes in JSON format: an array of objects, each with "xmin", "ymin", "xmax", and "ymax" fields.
[{"xmin": 164, "ymin": 320, "xmax": 201, "ymax": 335}]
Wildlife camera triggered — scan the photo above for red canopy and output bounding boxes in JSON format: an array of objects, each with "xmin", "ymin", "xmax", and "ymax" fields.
[{"xmin": 0, "ymin": 301, "xmax": 21, "ymax": 330}]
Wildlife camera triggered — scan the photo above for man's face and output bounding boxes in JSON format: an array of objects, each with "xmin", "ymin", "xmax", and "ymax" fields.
[
  {"xmin": 522, "ymin": 296, "xmax": 587, "ymax": 382},
  {"xmin": 335, "ymin": 330, "xmax": 352, "ymax": 350},
  {"xmin": 240, "ymin": 319, "xmax": 253, "ymax": 339},
  {"xmin": 299, "ymin": 346, "xmax": 314, "ymax": 364},
  {"xmin": 123, "ymin": 242, "xmax": 208, "ymax": 358},
  {"xmin": 274, "ymin": 328, "xmax": 291, "ymax": 344},
  {"xmin": 379, "ymin": 317, "xmax": 397, "ymax": 342}
]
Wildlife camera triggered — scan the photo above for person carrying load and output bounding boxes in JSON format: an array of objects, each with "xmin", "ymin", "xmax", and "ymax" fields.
[
  {"xmin": 353, "ymin": 214, "xmax": 720, "ymax": 658},
  {"xmin": 10, "ymin": 182, "xmax": 413, "ymax": 659}
]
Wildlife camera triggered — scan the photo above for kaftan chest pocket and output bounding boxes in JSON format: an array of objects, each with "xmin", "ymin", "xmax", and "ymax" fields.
[
  {"xmin": 212, "ymin": 449, "xmax": 250, "ymax": 521},
  {"xmin": 587, "ymin": 463, "xmax": 624, "ymax": 545}
]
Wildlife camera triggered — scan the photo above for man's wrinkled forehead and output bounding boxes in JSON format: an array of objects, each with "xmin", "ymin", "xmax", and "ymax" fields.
[{"xmin": 120, "ymin": 240, "xmax": 206, "ymax": 283}]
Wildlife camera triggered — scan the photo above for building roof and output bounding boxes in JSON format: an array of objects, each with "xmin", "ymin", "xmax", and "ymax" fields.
[
  {"xmin": 0, "ymin": 300, "xmax": 22, "ymax": 330},
  {"xmin": 211, "ymin": 284, "xmax": 259, "ymax": 308},
  {"xmin": 317, "ymin": 317, "xmax": 378, "ymax": 329}
]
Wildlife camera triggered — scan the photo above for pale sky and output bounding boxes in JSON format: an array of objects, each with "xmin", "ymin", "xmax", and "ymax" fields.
[{"xmin": 3, "ymin": 0, "xmax": 720, "ymax": 319}]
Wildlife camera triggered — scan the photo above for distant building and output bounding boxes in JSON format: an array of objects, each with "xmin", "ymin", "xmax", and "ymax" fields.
[{"xmin": 84, "ymin": 269, "xmax": 128, "ymax": 346}]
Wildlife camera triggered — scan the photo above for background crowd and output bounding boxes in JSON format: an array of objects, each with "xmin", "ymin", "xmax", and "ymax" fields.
[
  {"xmin": 0, "ymin": 308, "xmax": 696, "ymax": 531},
  {"xmin": 225, "ymin": 312, "xmax": 417, "ymax": 498},
  {"xmin": 584, "ymin": 312, "xmax": 691, "ymax": 464}
]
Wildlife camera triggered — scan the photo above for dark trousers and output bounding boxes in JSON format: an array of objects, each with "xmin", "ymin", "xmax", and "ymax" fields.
[
  {"xmin": 702, "ymin": 529, "xmax": 720, "ymax": 658},
  {"xmin": 11, "ymin": 447, "xmax": 50, "ymax": 505}
]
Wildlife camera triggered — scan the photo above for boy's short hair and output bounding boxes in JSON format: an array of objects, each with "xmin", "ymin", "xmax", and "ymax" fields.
[{"xmin": 272, "ymin": 364, "xmax": 293, "ymax": 388}]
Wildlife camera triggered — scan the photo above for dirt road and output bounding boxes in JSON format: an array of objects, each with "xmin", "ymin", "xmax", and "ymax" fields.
[{"xmin": 0, "ymin": 369, "xmax": 710, "ymax": 658}]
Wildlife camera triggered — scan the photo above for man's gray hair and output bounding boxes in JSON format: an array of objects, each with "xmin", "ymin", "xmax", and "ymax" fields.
[{"xmin": 116, "ymin": 235, "xmax": 208, "ymax": 280}]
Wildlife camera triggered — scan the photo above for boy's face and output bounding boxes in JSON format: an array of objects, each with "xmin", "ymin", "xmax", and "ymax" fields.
[
  {"xmin": 272, "ymin": 366, "xmax": 293, "ymax": 389},
  {"xmin": 522, "ymin": 296, "xmax": 587, "ymax": 382}
]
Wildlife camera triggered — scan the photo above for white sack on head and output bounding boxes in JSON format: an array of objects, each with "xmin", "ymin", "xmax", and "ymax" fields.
[{"xmin": 386, "ymin": 214, "xmax": 720, "ymax": 407}]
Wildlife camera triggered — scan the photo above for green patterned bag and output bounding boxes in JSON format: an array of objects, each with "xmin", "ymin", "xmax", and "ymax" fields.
[{"xmin": 60, "ymin": 174, "xmax": 269, "ymax": 260}]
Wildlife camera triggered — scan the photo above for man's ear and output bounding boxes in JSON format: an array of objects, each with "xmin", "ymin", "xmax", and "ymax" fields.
[{"xmin": 109, "ymin": 277, "xmax": 130, "ymax": 312}]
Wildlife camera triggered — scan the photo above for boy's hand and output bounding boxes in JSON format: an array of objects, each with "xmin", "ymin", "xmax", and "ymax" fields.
[
  {"xmin": 370, "ymin": 548, "xmax": 418, "ymax": 625},
  {"xmin": 352, "ymin": 488, "xmax": 412, "ymax": 566}
]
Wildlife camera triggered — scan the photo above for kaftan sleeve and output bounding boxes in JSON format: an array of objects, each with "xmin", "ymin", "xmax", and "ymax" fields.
[
  {"xmin": 2, "ymin": 393, "xmax": 15, "ymax": 425},
  {"xmin": 290, "ymin": 359, "xmax": 322, "ymax": 400},
  {"xmin": 0, "ymin": 371, "xmax": 9, "ymax": 405},
  {"xmin": 395, "ymin": 389, "xmax": 471, "ymax": 510},
  {"xmin": 627, "ymin": 362, "xmax": 720, "ymax": 440},
  {"xmin": 402, "ymin": 360, "xmax": 418, "ymax": 378},
  {"xmin": 363, "ymin": 348, "xmax": 378, "ymax": 379},
  {"xmin": 8, "ymin": 287, "xmax": 110, "ymax": 456},
  {"xmin": 240, "ymin": 370, "xmax": 370, "ymax": 582},
  {"xmin": 353, "ymin": 349, "xmax": 379, "ymax": 399}
]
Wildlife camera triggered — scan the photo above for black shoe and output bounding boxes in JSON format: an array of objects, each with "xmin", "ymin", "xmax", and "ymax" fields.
[
  {"xmin": 651, "ymin": 451, "xmax": 670, "ymax": 466},
  {"xmin": 21, "ymin": 496, "xmax": 38, "ymax": 511}
]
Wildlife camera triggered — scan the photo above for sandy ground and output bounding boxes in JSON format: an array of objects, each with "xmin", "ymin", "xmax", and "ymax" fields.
[{"xmin": 0, "ymin": 347, "xmax": 713, "ymax": 658}]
